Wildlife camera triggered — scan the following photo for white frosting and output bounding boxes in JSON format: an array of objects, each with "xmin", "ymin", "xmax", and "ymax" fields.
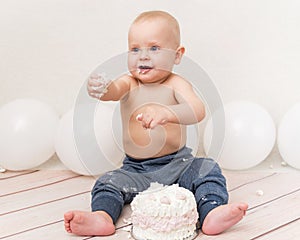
[
  {"xmin": 131, "ymin": 183, "xmax": 198, "ymax": 240},
  {"xmin": 91, "ymin": 72, "xmax": 111, "ymax": 98}
]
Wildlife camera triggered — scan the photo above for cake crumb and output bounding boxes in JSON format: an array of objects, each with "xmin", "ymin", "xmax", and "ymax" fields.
[
  {"xmin": 281, "ymin": 161, "xmax": 287, "ymax": 167},
  {"xmin": 269, "ymin": 164, "xmax": 274, "ymax": 169},
  {"xmin": 136, "ymin": 113, "xmax": 143, "ymax": 121},
  {"xmin": 256, "ymin": 189, "xmax": 264, "ymax": 196}
]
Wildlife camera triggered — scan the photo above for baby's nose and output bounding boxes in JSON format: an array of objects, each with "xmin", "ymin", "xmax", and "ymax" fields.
[{"xmin": 139, "ymin": 48, "xmax": 150, "ymax": 60}]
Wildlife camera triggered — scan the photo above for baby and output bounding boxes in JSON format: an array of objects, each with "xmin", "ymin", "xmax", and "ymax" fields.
[{"xmin": 64, "ymin": 10, "xmax": 248, "ymax": 236}]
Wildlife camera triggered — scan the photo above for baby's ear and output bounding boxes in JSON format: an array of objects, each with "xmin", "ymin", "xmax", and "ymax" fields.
[{"xmin": 174, "ymin": 46, "xmax": 185, "ymax": 65}]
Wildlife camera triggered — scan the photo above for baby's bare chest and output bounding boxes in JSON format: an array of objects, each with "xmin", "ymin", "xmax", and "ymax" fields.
[{"xmin": 122, "ymin": 84, "xmax": 177, "ymax": 112}]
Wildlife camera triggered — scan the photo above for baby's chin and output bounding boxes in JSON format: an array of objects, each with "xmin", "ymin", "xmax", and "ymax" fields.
[{"xmin": 139, "ymin": 74, "xmax": 173, "ymax": 85}]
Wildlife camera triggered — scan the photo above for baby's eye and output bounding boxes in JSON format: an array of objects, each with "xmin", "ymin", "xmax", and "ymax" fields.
[
  {"xmin": 149, "ymin": 46, "xmax": 160, "ymax": 51},
  {"xmin": 131, "ymin": 47, "xmax": 140, "ymax": 53}
]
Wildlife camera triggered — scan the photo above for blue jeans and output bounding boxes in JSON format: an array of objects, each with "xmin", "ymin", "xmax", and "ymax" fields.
[{"xmin": 91, "ymin": 147, "xmax": 228, "ymax": 229}]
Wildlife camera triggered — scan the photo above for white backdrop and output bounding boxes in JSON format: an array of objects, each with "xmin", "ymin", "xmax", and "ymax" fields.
[{"xmin": 1, "ymin": 0, "xmax": 300, "ymax": 167}]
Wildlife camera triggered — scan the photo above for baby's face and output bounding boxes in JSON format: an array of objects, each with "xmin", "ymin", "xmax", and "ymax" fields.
[{"xmin": 128, "ymin": 19, "xmax": 180, "ymax": 84}]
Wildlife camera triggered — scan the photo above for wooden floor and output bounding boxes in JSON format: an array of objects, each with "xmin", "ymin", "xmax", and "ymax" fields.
[{"xmin": 1, "ymin": 169, "xmax": 300, "ymax": 240}]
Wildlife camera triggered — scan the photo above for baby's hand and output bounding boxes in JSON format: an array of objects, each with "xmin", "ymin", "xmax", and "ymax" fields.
[
  {"xmin": 136, "ymin": 104, "xmax": 171, "ymax": 129},
  {"xmin": 87, "ymin": 73, "xmax": 111, "ymax": 99}
]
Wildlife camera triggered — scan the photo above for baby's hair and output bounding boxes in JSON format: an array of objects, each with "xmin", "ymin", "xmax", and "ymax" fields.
[{"xmin": 131, "ymin": 10, "xmax": 181, "ymax": 46}]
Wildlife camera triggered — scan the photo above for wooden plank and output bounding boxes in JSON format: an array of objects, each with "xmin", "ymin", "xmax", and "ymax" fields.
[
  {"xmin": 253, "ymin": 218, "xmax": 300, "ymax": 240},
  {"xmin": 0, "ymin": 170, "xmax": 79, "ymax": 197},
  {"xmin": 0, "ymin": 170, "xmax": 38, "ymax": 180},
  {"xmin": 0, "ymin": 220, "xmax": 85, "ymax": 240},
  {"xmin": 0, "ymin": 175, "xmax": 94, "ymax": 216},
  {"xmin": 0, "ymin": 192, "xmax": 91, "ymax": 239},
  {"xmin": 2, "ymin": 222, "xmax": 133, "ymax": 240},
  {"xmin": 1, "ymin": 170, "xmax": 299, "ymax": 240},
  {"xmin": 0, "ymin": 183, "xmax": 131, "ymax": 239},
  {"xmin": 228, "ymin": 173, "xmax": 300, "ymax": 207},
  {"xmin": 223, "ymin": 170, "xmax": 276, "ymax": 192},
  {"xmin": 0, "ymin": 205, "xmax": 132, "ymax": 240},
  {"xmin": 88, "ymin": 228, "xmax": 133, "ymax": 240},
  {"xmin": 236, "ymin": 190, "xmax": 300, "ymax": 240},
  {"xmin": 0, "ymin": 220, "xmax": 132, "ymax": 240}
]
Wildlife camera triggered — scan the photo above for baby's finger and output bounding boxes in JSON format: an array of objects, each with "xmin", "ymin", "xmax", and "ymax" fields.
[
  {"xmin": 142, "ymin": 121, "xmax": 151, "ymax": 129},
  {"xmin": 88, "ymin": 81, "xmax": 106, "ymax": 92},
  {"xmin": 149, "ymin": 120, "xmax": 158, "ymax": 129},
  {"xmin": 150, "ymin": 118, "xmax": 167, "ymax": 129},
  {"xmin": 89, "ymin": 92, "xmax": 103, "ymax": 99},
  {"xmin": 143, "ymin": 115, "xmax": 153, "ymax": 129},
  {"xmin": 88, "ymin": 78, "xmax": 104, "ymax": 86},
  {"xmin": 91, "ymin": 85, "xmax": 103, "ymax": 91},
  {"xmin": 87, "ymin": 84, "xmax": 97, "ymax": 93},
  {"xmin": 88, "ymin": 76, "xmax": 101, "ymax": 85}
]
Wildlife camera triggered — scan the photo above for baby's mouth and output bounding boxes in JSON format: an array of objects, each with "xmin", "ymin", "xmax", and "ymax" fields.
[{"xmin": 138, "ymin": 65, "xmax": 153, "ymax": 74}]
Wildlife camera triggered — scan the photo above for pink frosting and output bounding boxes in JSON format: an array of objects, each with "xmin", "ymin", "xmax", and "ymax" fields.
[
  {"xmin": 176, "ymin": 192, "xmax": 187, "ymax": 200},
  {"xmin": 160, "ymin": 196, "xmax": 171, "ymax": 205}
]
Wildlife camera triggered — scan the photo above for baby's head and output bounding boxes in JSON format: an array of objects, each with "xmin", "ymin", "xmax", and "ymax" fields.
[
  {"xmin": 128, "ymin": 11, "xmax": 185, "ymax": 83},
  {"xmin": 129, "ymin": 11, "xmax": 181, "ymax": 49}
]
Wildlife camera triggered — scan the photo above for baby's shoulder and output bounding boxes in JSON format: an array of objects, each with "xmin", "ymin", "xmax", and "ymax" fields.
[{"xmin": 166, "ymin": 73, "xmax": 190, "ymax": 87}]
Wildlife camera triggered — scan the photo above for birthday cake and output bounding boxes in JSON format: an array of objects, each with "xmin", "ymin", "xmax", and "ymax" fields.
[{"xmin": 131, "ymin": 183, "xmax": 199, "ymax": 240}]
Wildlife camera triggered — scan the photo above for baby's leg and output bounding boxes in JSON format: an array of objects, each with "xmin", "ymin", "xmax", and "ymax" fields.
[
  {"xmin": 64, "ymin": 210, "xmax": 115, "ymax": 236},
  {"xmin": 178, "ymin": 157, "xmax": 248, "ymax": 234},
  {"xmin": 64, "ymin": 169, "xmax": 136, "ymax": 236},
  {"xmin": 202, "ymin": 202, "xmax": 248, "ymax": 235}
]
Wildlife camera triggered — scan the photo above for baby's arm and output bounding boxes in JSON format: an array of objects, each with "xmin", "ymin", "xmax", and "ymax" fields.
[
  {"xmin": 169, "ymin": 76, "xmax": 206, "ymax": 124},
  {"xmin": 87, "ymin": 73, "xmax": 131, "ymax": 101}
]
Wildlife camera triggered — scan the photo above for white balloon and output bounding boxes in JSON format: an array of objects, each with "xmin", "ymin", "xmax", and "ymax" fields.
[
  {"xmin": 204, "ymin": 101, "xmax": 276, "ymax": 170},
  {"xmin": 55, "ymin": 102, "xmax": 124, "ymax": 176},
  {"xmin": 277, "ymin": 102, "xmax": 300, "ymax": 169},
  {"xmin": 0, "ymin": 99, "xmax": 59, "ymax": 170}
]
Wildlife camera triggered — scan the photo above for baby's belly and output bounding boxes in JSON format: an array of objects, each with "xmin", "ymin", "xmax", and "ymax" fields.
[{"xmin": 122, "ymin": 122, "xmax": 186, "ymax": 159}]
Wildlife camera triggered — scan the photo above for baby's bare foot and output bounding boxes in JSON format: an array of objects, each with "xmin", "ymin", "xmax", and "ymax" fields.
[
  {"xmin": 202, "ymin": 202, "xmax": 248, "ymax": 235},
  {"xmin": 64, "ymin": 210, "xmax": 115, "ymax": 236}
]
